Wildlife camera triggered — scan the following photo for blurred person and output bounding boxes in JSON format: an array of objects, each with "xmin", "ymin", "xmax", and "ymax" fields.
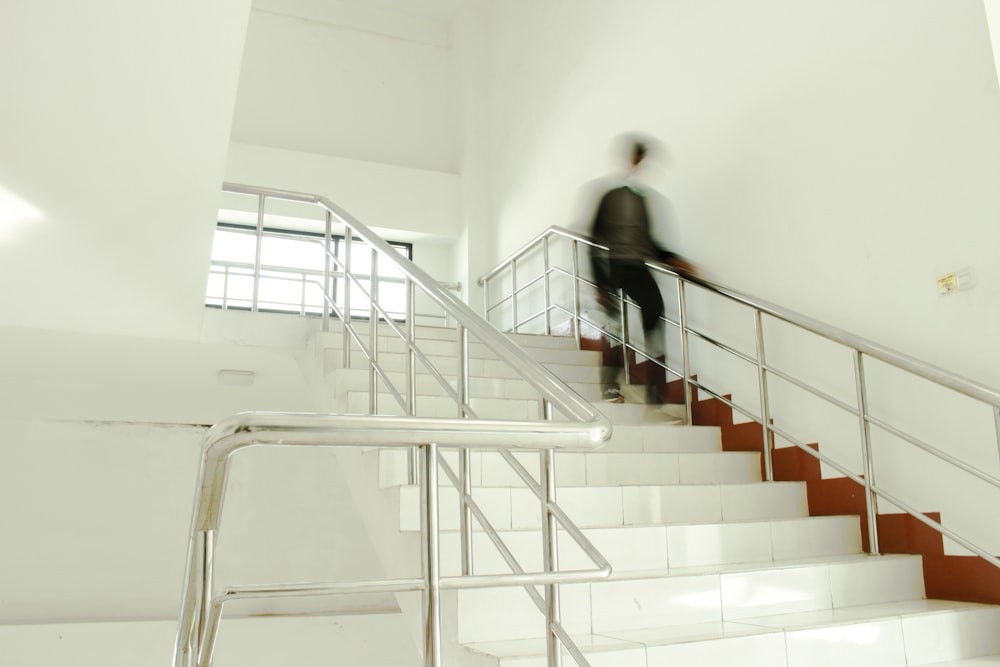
[{"xmin": 589, "ymin": 136, "xmax": 696, "ymax": 405}]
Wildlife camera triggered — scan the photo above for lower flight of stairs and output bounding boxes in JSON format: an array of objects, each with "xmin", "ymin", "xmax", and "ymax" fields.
[{"xmin": 350, "ymin": 330, "xmax": 1000, "ymax": 667}]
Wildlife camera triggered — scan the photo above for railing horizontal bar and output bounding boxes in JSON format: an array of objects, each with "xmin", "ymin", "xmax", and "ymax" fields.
[
  {"xmin": 486, "ymin": 225, "xmax": 1000, "ymax": 409},
  {"xmin": 194, "ymin": 416, "xmax": 610, "ymax": 533},
  {"xmin": 685, "ymin": 328, "xmax": 758, "ymax": 367},
  {"xmin": 512, "ymin": 273, "xmax": 545, "ymax": 295},
  {"xmin": 439, "ymin": 568, "xmax": 612, "ymax": 590},
  {"xmin": 218, "ymin": 578, "xmax": 426, "ymax": 600},
  {"xmin": 764, "ymin": 365, "xmax": 859, "ymax": 416},
  {"xmin": 544, "ymin": 502, "xmax": 613, "ymax": 575},
  {"xmin": 513, "ymin": 308, "xmax": 547, "ymax": 330},
  {"xmin": 684, "ymin": 378, "xmax": 762, "ymax": 424},
  {"xmin": 866, "ymin": 415, "xmax": 1000, "ymax": 490},
  {"xmin": 478, "ymin": 227, "xmax": 606, "ymax": 284},
  {"xmin": 868, "ymin": 484, "xmax": 1000, "ymax": 570},
  {"xmin": 768, "ymin": 422, "xmax": 867, "ymax": 486}
]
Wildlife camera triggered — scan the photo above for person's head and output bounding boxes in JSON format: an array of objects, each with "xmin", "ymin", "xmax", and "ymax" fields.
[{"xmin": 630, "ymin": 140, "xmax": 648, "ymax": 170}]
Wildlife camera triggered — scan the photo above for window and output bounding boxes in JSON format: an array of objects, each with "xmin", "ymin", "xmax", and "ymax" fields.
[{"xmin": 206, "ymin": 223, "xmax": 413, "ymax": 320}]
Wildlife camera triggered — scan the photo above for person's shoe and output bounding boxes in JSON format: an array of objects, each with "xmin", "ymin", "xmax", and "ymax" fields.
[{"xmin": 602, "ymin": 388, "xmax": 625, "ymax": 403}]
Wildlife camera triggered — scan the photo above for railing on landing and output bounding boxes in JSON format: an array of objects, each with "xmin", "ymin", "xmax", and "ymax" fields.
[
  {"xmin": 173, "ymin": 187, "xmax": 613, "ymax": 667},
  {"xmin": 480, "ymin": 225, "xmax": 1000, "ymax": 572}
]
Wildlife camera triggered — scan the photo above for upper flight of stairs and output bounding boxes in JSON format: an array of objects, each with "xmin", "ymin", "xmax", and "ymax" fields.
[{"xmin": 329, "ymin": 326, "xmax": 1000, "ymax": 667}]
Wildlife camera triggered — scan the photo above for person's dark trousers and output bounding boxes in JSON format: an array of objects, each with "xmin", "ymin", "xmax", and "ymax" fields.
[{"xmin": 608, "ymin": 260, "xmax": 668, "ymax": 404}]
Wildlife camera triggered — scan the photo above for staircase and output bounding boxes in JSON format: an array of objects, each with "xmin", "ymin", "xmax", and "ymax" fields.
[{"xmin": 323, "ymin": 326, "xmax": 1000, "ymax": 667}]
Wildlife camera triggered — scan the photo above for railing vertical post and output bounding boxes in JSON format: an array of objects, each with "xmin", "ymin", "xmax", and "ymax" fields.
[
  {"xmin": 457, "ymin": 324, "xmax": 473, "ymax": 575},
  {"xmin": 421, "ymin": 443, "xmax": 442, "ymax": 667},
  {"xmin": 619, "ymin": 289, "xmax": 631, "ymax": 388},
  {"xmin": 539, "ymin": 400, "xmax": 562, "ymax": 667},
  {"xmin": 543, "ymin": 236, "xmax": 552, "ymax": 335},
  {"xmin": 853, "ymin": 352, "xmax": 880, "ymax": 554},
  {"xmin": 343, "ymin": 229, "xmax": 353, "ymax": 368},
  {"xmin": 192, "ymin": 529, "xmax": 217, "ymax": 667},
  {"xmin": 407, "ymin": 279, "xmax": 419, "ymax": 484},
  {"xmin": 677, "ymin": 280, "xmax": 694, "ymax": 424},
  {"xmin": 511, "ymin": 262, "xmax": 519, "ymax": 333},
  {"xmin": 221, "ymin": 268, "xmax": 230, "ymax": 312},
  {"xmin": 323, "ymin": 211, "xmax": 332, "ymax": 333},
  {"xmin": 369, "ymin": 247, "xmax": 378, "ymax": 414},
  {"xmin": 252, "ymin": 194, "xmax": 265, "ymax": 313},
  {"xmin": 994, "ymin": 406, "xmax": 1000, "ymax": 463},
  {"xmin": 482, "ymin": 276, "xmax": 490, "ymax": 323},
  {"xmin": 173, "ymin": 530, "xmax": 208, "ymax": 667},
  {"xmin": 753, "ymin": 310, "xmax": 774, "ymax": 481},
  {"xmin": 571, "ymin": 240, "xmax": 582, "ymax": 351}
]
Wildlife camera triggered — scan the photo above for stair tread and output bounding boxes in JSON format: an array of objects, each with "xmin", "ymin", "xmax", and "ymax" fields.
[
  {"xmin": 464, "ymin": 599, "xmax": 999, "ymax": 657},
  {"xmin": 425, "ymin": 513, "xmax": 860, "ymax": 533},
  {"xmin": 601, "ymin": 552, "xmax": 920, "ymax": 581}
]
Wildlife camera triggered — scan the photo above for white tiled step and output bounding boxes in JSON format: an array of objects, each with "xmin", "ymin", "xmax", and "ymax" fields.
[
  {"xmin": 461, "ymin": 600, "xmax": 1000, "ymax": 667},
  {"xmin": 599, "ymin": 423, "xmax": 721, "ymax": 453},
  {"xmin": 396, "ymin": 481, "xmax": 808, "ymax": 531},
  {"xmin": 470, "ymin": 342, "xmax": 602, "ymax": 367},
  {"xmin": 455, "ymin": 553, "xmax": 926, "ymax": 643},
  {"xmin": 340, "ymin": 389, "xmax": 541, "ymax": 419},
  {"xmin": 378, "ymin": 448, "xmax": 760, "ymax": 488},
  {"xmin": 329, "ymin": 367, "xmax": 603, "ymax": 401},
  {"xmin": 596, "ymin": 401, "xmax": 689, "ymax": 424},
  {"xmin": 328, "ymin": 349, "xmax": 603, "ymax": 382},
  {"xmin": 505, "ymin": 332, "xmax": 581, "ymax": 351},
  {"xmin": 923, "ymin": 658, "xmax": 1000, "ymax": 666},
  {"xmin": 315, "ymin": 328, "xmax": 584, "ymax": 357},
  {"xmin": 430, "ymin": 514, "xmax": 862, "ymax": 577}
]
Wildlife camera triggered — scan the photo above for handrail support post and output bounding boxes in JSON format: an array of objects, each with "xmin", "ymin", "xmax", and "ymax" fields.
[
  {"xmin": 853, "ymin": 352, "xmax": 880, "ymax": 554},
  {"xmin": 754, "ymin": 311, "xmax": 774, "ymax": 481},
  {"xmin": 421, "ymin": 443, "xmax": 443, "ymax": 667},
  {"xmin": 677, "ymin": 280, "xmax": 694, "ymax": 424}
]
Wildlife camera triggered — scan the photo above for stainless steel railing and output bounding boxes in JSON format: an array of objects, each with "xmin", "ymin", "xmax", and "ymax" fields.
[
  {"xmin": 480, "ymin": 225, "xmax": 1000, "ymax": 570},
  {"xmin": 175, "ymin": 187, "xmax": 613, "ymax": 667}
]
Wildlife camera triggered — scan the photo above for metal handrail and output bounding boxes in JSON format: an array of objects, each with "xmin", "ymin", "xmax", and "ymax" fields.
[
  {"xmin": 176, "ymin": 188, "xmax": 613, "ymax": 667},
  {"xmin": 174, "ymin": 413, "xmax": 612, "ymax": 667},
  {"xmin": 480, "ymin": 224, "xmax": 1000, "ymax": 570}
]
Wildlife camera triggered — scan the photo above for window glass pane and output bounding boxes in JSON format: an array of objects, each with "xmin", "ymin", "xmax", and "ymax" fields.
[
  {"xmin": 212, "ymin": 229, "xmax": 256, "ymax": 264},
  {"xmin": 374, "ymin": 245, "xmax": 406, "ymax": 280},
  {"xmin": 378, "ymin": 280, "xmax": 406, "ymax": 319},
  {"xmin": 259, "ymin": 271, "xmax": 305, "ymax": 308},
  {"xmin": 206, "ymin": 270, "xmax": 225, "ymax": 299},
  {"xmin": 342, "ymin": 240, "xmax": 372, "ymax": 277},
  {"xmin": 261, "ymin": 234, "xmax": 324, "ymax": 271},
  {"xmin": 206, "ymin": 221, "xmax": 410, "ymax": 320},
  {"xmin": 304, "ymin": 280, "xmax": 326, "ymax": 313},
  {"xmin": 349, "ymin": 278, "xmax": 372, "ymax": 318}
]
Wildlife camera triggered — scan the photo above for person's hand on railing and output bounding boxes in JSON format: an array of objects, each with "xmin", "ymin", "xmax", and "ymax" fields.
[{"xmin": 659, "ymin": 250, "xmax": 700, "ymax": 278}]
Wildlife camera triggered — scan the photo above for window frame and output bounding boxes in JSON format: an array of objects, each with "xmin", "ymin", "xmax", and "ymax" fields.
[{"xmin": 205, "ymin": 221, "xmax": 414, "ymax": 322}]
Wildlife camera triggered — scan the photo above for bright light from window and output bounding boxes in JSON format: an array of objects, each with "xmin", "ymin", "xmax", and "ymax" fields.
[
  {"xmin": 206, "ymin": 223, "xmax": 412, "ymax": 319},
  {"xmin": 986, "ymin": 1, "xmax": 1000, "ymax": 86},
  {"xmin": 0, "ymin": 185, "xmax": 43, "ymax": 242}
]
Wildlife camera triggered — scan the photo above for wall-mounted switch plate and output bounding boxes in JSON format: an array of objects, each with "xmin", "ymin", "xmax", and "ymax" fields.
[{"xmin": 937, "ymin": 268, "xmax": 974, "ymax": 295}]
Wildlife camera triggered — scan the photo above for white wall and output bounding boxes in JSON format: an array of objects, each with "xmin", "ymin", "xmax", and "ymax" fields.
[
  {"xmin": 230, "ymin": 4, "xmax": 458, "ymax": 173},
  {"xmin": 224, "ymin": 142, "xmax": 461, "ymax": 287},
  {"xmin": 0, "ymin": 313, "xmax": 391, "ymax": 623},
  {"xmin": 0, "ymin": 0, "xmax": 252, "ymax": 340},
  {"xmin": 481, "ymin": 0, "xmax": 1000, "ymax": 391},
  {"xmin": 475, "ymin": 0, "xmax": 1000, "ymax": 554}
]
